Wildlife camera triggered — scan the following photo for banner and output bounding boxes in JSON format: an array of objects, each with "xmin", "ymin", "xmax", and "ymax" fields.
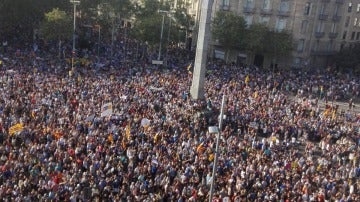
[{"xmin": 101, "ymin": 102, "xmax": 113, "ymax": 117}]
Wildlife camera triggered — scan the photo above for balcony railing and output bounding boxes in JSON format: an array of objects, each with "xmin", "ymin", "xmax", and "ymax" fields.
[
  {"xmin": 332, "ymin": 15, "xmax": 341, "ymax": 21},
  {"xmin": 319, "ymin": 14, "xmax": 328, "ymax": 20},
  {"xmin": 222, "ymin": 5, "xmax": 230, "ymax": 11},
  {"xmin": 329, "ymin": 32, "xmax": 338, "ymax": 39},
  {"xmin": 335, "ymin": 0, "xmax": 345, "ymax": 4},
  {"xmin": 243, "ymin": 7, "xmax": 255, "ymax": 13},
  {"xmin": 310, "ymin": 50, "xmax": 336, "ymax": 56},
  {"xmin": 315, "ymin": 32, "xmax": 325, "ymax": 38},
  {"xmin": 260, "ymin": 8, "xmax": 273, "ymax": 15},
  {"xmin": 277, "ymin": 10, "xmax": 290, "ymax": 17}
]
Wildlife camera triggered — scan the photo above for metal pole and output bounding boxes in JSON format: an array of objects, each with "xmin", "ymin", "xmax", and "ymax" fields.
[
  {"xmin": 165, "ymin": 17, "xmax": 172, "ymax": 65},
  {"xmin": 98, "ymin": 25, "xmax": 100, "ymax": 60},
  {"xmin": 158, "ymin": 13, "xmax": 165, "ymax": 61},
  {"xmin": 209, "ymin": 94, "xmax": 225, "ymax": 202},
  {"xmin": 123, "ymin": 25, "xmax": 127, "ymax": 63},
  {"xmin": 72, "ymin": 2, "xmax": 76, "ymax": 72},
  {"xmin": 111, "ymin": 17, "xmax": 114, "ymax": 59}
]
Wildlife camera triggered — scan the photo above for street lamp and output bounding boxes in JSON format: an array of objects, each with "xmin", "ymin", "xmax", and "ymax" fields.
[
  {"xmin": 208, "ymin": 94, "xmax": 226, "ymax": 202},
  {"xmin": 158, "ymin": 10, "xmax": 169, "ymax": 61},
  {"xmin": 94, "ymin": 24, "xmax": 101, "ymax": 62},
  {"xmin": 70, "ymin": 0, "xmax": 80, "ymax": 73}
]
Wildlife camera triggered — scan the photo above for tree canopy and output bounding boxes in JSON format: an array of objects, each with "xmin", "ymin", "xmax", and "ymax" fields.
[{"xmin": 39, "ymin": 8, "xmax": 72, "ymax": 41}]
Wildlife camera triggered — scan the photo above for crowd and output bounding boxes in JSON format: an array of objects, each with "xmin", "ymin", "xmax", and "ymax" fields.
[{"xmin": 0, "ymin": 37, "xmax": 359, "ymax": 202}]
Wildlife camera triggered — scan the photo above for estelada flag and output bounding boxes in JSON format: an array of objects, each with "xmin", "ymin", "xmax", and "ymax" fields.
[
  {"xmin": 196, "ymin": 142, "xmax": 206, "ymax": 154},
  {"xmin": 9, "ymin": 123, "xmax": 24, "ymax": 135}
]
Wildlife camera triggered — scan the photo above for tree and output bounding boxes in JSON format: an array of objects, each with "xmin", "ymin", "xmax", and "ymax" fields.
[
  {"xmin": 212, "ymin": 11, "xmax": 247, "ymax": 61},
  {"xmin": 39, "ymin": 8, "xmax": 72, "ymax": 41},
  {"xmin": 334, "ymin": 43, "xmax": 360, "ymax": 73},
  {"xmin": 265, "ymin": 30, "xmax": 293, "ymax": 63},
  {"xmin": 131, "ymin": 0, "xmax": 192, "ymax": 47},
  {"xmin": 245, "ymin": 23, "xmax": 269, "ymax": 54},
  {"xmin": 0, "ymin": 0, "xmax": 70, "ymax": 41}
]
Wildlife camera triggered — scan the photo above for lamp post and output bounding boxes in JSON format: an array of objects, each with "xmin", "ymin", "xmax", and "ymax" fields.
[
  {"xmin": 158, "ymin": 10, "xmax": 168, "ymax": 61},
  {"xmin": 70, "ymin": 0, "xmax": 80, "ymax": 73},
  {"xmin": 208, "ymin": 94, "xmax": 226, "ymax": 202}
]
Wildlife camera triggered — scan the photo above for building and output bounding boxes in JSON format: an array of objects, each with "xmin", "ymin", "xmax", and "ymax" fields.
[{"xmin": 193, "ymin": 0, "xmax": 360, "ymax": 69}]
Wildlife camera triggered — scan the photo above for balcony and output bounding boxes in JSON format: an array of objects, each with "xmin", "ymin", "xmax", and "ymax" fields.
[
  {"xmin": 335, "ymin": 0, "xmax": 345, "ymax": 4},
  {"xmin": 260, "ymin": 8, "xmax": 273, "ymax": 15},
  {"xmin": 329, "ymin": 32, "xmax": 338, "ymax": 39},
  {"xmin": 332, "ymin": 15, "xmax": 341, "ymax": 22},
  {"xmin": 243, "ymin": 7, "xmax": 255, "ymax": 13},
  {"xmin": 318, "ymin": 14, "xmax": 328, "ymax": 20},
  {"xmin": 315, "ymin": 32, "xmax": 325, "ymax": 38},
  {"xmin": 222, "ymin": 5, "xmax": 230, "ymax": 11},
  {"xmin": 277, "ymin": 10, "xmax": 290, "ymax": 17},
  {"xmin": 310, "ymin": 50, "xmax": 336, "ymax": 56}
]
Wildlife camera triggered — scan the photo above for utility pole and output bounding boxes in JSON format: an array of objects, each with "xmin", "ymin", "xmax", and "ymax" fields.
[
  {"xmin": 70, "ymin": 0, "xmax": 80, "ymax": 73},
  {"xmin": 208, "ymin": 94, "xmax": 225, "ymax": 202},
  {"xmin": 190, "ymin": 0, "xmax": 214, "ymax": 99}
]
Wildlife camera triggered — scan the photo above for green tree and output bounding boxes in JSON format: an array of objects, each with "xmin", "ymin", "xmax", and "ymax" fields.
[
  {"xmin": 334, "ymin": 43, "xmax": 360, "ymax": 73},
  {"xmin": 39, "ymin": 8, "xmax": 72, "ymax": 41},
  {"xmin": 0, "ymin": 0, "xmax": 70, "ymax": 41},
  {"xmin": 131, "ymin": 0, "xmax": 192, "ymax": 47},
  {"xmin": 212, "ymin": 11, "xmax": 247, "ymax": 61},
  {"xmin": 245, "ymin": 23, "xmax": 269, "ymax": 54}
]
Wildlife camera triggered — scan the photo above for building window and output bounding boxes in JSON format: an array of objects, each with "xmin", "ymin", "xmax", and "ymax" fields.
[
  {"xmin": 345, "ymin": 16, "xmax": 350, "ymax": 27},
  {"xmin": 351, "ymin": 31, "xmax": 356, "ymax": 40},
  {"xmin": 245, "ymin": 0, "xmax": 254, "ymax": 8},
  {"xmin": 300, "ymin": 20, "xmax": 308, "ymax": 34},
  {"xmin": 297, "ymin": 39, "xmax": 305, "ymax": 52},
  {"xmin": 356, "ymin": 32, "xmax": 360, "ymax": 40},
  {"xmin": 259, "ymin": 16, "xmax": 270, "ymax": 25},
  {"xmin": 263, "ymin": 0, "xmax": 271, "ymax": 10},
  {"xmin": 348, "ymin": 2, "xmax": 353, "ymax": 13},
  {"xmin": 280, "ymin": 0, "xmax": 289, "ymax": 12},
  {"xmin": 331, "ymin": 23, "xmax": 337, "ymax": 33},
  {"xmin": 223, "ymin": 0, "xmax": 230, "ymax": 7},
  {"xmin": 340, "ymin": 43, "xmax": 345, "ymax": 50},
  {"xmin": 275, "ymin": 18, "xmax": 286, "ymax": 31},
  {"xmin": 357, "ymin": 3, "xmax": 360, "ymax": 12},
  {"xmin": 244, "ymin": 15, "xmax": 253, "ymax": 27},
  {"xmin": 320, "ymin": 4, "xmax": 326, "ymax": 15},
  {"xmin": 327, "ymin": 40, "xmax": 333, "ymax": 51},
  {"xmin": 354, "ymin": 18, "xmax": 358, "ymax": 26},
  {"xmin": 334, "ymin": 5, "xmax": 339, "ymax": 16},
  {"xmin": 342, "ymin": 31, "xmax": 347, "ymax": 39},
  {"xmin": 304, "ymin": 2, "xmax": 311, "ymax": 15},
  {"xmin": 313, "ymin": 40, "xmax": 320, "ymax": 51},
  {"xmin": 316, "ymin": 21, "xmax": 324, "ymax": 32}
]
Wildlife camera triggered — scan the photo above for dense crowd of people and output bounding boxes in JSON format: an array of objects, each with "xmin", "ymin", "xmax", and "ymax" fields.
[{"xmin": 0, "ymin": 37, "xmax": 359, "ymax": 202}]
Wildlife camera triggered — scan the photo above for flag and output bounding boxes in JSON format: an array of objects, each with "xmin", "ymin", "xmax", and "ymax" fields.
[
  {"xmin": 9, "ymin": 123, "xmax": 24, "ymax": 135},
  {"xmin": 101, "ymin": 102, "xmax": 113, "ymax": 117},
  {"xmin": 121, "ymin": 139, "xmax": 127, "ymax": 150},
  {"xmin": 186, "ymin": 63, "xmax": 193, "ymax": 75},
  {"xmin": 125, "ymin": 122, "xmax": 131, "ymax": 140},
  {"xmin": 196, "ymin": 142, "xmax": 206, "ymax": 154},
  {"xmin": 53, "ymin": 131, "xmax": 63, "ymax": 140},
  {"xmin": 245, "ymin": 75, "xmax": 250, "ymax": 85},
  {"xmin": 108, "ymin": 134, "xmax": 114, "ymax": 143}
]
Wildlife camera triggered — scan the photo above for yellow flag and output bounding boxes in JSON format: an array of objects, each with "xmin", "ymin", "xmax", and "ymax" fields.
[
  {"xmin": 245, "ymin": 75, "xmax": 250, "ymax": 85},
  {"xmin": 9, "ymin": 123, "xmax": 24, "ymax": 135}
]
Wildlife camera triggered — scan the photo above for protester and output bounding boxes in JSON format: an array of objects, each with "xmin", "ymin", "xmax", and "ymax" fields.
[{"xmin": 0, "ymin": 37, "xmax": 359, "ymax": 202}]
